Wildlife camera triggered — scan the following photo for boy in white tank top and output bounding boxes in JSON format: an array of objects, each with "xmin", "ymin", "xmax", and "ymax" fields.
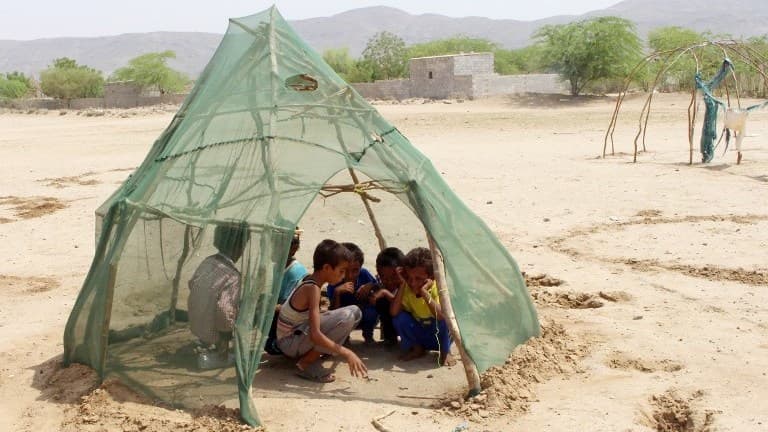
[{"xmin": 276, "ymin": 239, "xmax": 368, "ymax": 382}]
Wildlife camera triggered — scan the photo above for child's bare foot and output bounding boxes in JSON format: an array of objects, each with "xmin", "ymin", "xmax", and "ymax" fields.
[
  {"xmin": 439, "ymin": 352, "xmax": 456, "ymax": 366},
  {"xmin": 296, "ymin": 349, "xmax": 322, "ymax": 371},
  {"xmin": 399, "ymin": 346, "xmax": 426, "ymax": 361},
  {"xmin": 296, "ymin": 366, "xmax": 336, "ymax": 383}
]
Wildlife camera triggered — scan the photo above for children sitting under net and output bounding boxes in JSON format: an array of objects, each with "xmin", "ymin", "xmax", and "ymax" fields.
[
  {"xmin": 390, "ymin": 247, "xmax": 456, "ymax": 367},
  {"xmin": 275, "ymin": 239, "xmax": 368, "ymax": 382},
  {"xmin": 355, "ymin": 247, "xmax": 405, "ymax": 346},
  {"xmin": 325, "ymin": 242, "xmax": 378, "ymax": 343}
]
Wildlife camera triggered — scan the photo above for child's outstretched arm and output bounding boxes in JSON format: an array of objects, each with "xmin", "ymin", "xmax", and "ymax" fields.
[
  {"xmin": 307, "ymin": 286, "xmax": 368, "ymax": 377},
  {"xmin": 373, "ymin": 288, "xmax": 395, "ymax": 302}
]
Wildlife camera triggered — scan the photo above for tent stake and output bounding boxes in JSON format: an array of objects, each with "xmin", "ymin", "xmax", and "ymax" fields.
[{"xmin": 428, "ymin": 235, "xmax": 482, "ymax": 397}]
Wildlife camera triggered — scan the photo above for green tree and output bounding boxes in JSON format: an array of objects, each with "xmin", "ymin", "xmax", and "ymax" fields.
[
  {"xmin": 644, "ymin": 27, "xmax": 706, "ymax": 92},
  {"xmin": 322, "ymin": 48, "xmax": 356, "ymax": 79},
  {"xmin": 648, "ymin": 26, "xmax": 703, "ymax": 52},
  {"xmin": 321, "ymin": 48, "xmax": 375, "ymax": 83},
  {"xmin": 0, "ymin": 71, "xmax": 33, "ymax": 99},
  {"xmin": 53, "ymin": 57, "xmax": 78, "ymax": 69},
  {"xmin": 6, "ymin": 71, "xmax": 33, "ymax": 89},
  {"xmin": 0, "ymin": 76, "xmax": 28, "ymax": 99},
  {"xmin": 111, "ymin": 51, "xmax": 189, "ymax": 94},
  {"xmin": 40, "ymin": 57, "xmax": 104, "ymax": 101},
  {"xmin": 535, "ymin": 16, "xmax": 642, "ymax": 95},
  {"xmin": 407, "ymin": 36, "xmax": 498, "ymax": 59},
  {"xmin": 346, "ymin": 60, "xmax": 376, "ymax": 83},
  {"xmin": 362, "ymin": 31, "xmax": 407, "ymax": 80},
  {"xmin": 494, "ymin": 45, "xmax": 549, "ymax": 75}
]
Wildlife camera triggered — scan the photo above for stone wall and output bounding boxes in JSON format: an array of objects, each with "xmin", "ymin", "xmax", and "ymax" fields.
[
  {"xmin": 407, "ymin": 54, "xmax": 491, "ymax": 99},
  {"xmin": 1, "ymin": 92, "xmax": 187, "ymax": 110},
  {"xmin": 472, "ymin": 74, "xmax": 569, "ymax": 97},
  {"xmin": 69, "ymin": 98, "xmax": 105, "ymax": 110},
  {"xmin": 452, "ymin": 53, "xmax": 494, "ymax": 76},
  {"xmin": 352, "ymin": 73, "xmax": 568, "ymax": 101},
  {"xmin": 104, "ymin": 82, "xmax": 144, "ymax": 108},
  {"xmin": 0, "ymin": 99, "xmax": 67, "ymax": 110},
  {"xmin": 352, "ymin": 80, "xmax": 412, "ymax": 101},
  {"xmin": 409, "ymin": 56, "xmax": 454, "ymax": 99}
]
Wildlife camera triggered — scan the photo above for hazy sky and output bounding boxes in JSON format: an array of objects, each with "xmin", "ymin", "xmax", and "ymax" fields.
[{"xmin": 0, "ymin": 1, "xmax": 622, "ymax": 40}]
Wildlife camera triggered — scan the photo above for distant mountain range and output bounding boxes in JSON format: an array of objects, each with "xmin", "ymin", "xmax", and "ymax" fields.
[{"xmin": 2, "ymin": 0, "xmax": 768, "ymax": 78}]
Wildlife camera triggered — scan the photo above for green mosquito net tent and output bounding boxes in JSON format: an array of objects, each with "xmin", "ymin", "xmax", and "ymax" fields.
[{"xmin": 63, "ymin": 6, "xmax": 539, "ymax": 426}]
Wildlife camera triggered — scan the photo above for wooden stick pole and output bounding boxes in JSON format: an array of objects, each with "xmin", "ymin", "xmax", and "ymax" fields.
[
  {"xmin": 427, "ymin": 235, "xmax": 481, "ymax": 397},
  {"xmin": 327, "ymin": 111, "xmax": 387, "ymax": 250},
  {"xmin": 98, "ymin": 263, "xmax": 118, "ymax": 378},
  {"xmin": 169, "ymin": 225, "xmax": 192, "ymax": 323},
  {"xmin": 346, "ymin": 167, "xmax": 387, "ymax": 251},
  {"xmin": 688, "ymin": 87, "xmax": 696, "ymax": 165}
]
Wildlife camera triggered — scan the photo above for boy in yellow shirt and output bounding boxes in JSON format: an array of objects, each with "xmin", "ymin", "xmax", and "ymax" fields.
[{"xmin": 390, "ymin": 247, "xmax": 455, "ymax": 366}]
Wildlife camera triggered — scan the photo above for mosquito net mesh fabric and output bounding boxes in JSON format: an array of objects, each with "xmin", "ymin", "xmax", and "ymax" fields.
[{"xmin": 62, "ymin": 7, "xmax": 539, "ymax": 425}]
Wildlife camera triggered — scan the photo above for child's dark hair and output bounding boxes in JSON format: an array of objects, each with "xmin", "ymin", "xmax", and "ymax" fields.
[
  {"xmin": 376, "ymin": 247, "xmax": 405, "ymax": 268},
  {"xmin": 213, "ymin": 222, "xmax": 250, "ymax": 256},
  {"xmin": 341, "ymin": 242, "xmax": 364, "ymax": 265},
  {"xmin": 403, "ymin": 247, "xmax": 434, "ymax": 276},
  {"xmin": 313, "ymin": 239, "xmax": 353, "ymax": 270}
]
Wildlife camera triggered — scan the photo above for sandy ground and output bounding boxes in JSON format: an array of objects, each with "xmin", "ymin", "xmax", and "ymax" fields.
[{"xmin": 0, "ymin": 93, "xmax": 766, "ymax": 431}]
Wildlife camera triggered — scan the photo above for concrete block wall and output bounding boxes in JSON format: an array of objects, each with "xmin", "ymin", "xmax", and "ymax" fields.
[
  {"xmin": 410, "ymin": 56, "xmax": 455, "ymax": 81},
  {"xmin": 1, "ymin": 93, "xmax": 187, "ymax": 110},
  {"xmin": 159, "ymin": 94, "xmax": 187, "ymax": 105},
  {"xmin": 0, "ymin": 99, "xmax": 67, "ymax": 110},
  {"xmin": 451, "ymin": 76, "xmax": 474, "ymax": 99},
  {"xmin": 473, "ymin": 74, "xmax": 569, "ymax": 97},
  {"xmin": 453, "ymin": 53, "xmax": 494, "ymax": 76},
  {"xmin": 69, "ymin": 98, "xmax": 105, "ymax": 110},
  {"xmin": 352, "ymin": 80, "xmax": 412, "ymax": 100},
  {"xmin": 409, "ymin": 56, "xmax": 456, "ymax": 99}
]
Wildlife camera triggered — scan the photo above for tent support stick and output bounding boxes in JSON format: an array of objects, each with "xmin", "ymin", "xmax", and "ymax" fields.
[
  {"xmin": 688, "ymin": 87, "xmax": 696, "ymax": 165},
  {"xmin": 347, "ymin": 167, "xmax": 387, "ymax": 250},
  {"xmin": 169, "ymin": 225, "xmax": 192, "ymax": 323},
  {"xmin": 98, "ymin": 263, "xmax": 117, "ymax": 378},
  {"xmin": 327, "ymin": 109, "xmax": 387, "ymax": 250},
  {"xmin": 428, "ymin": 235, "xmax": 481, "ymax": 397}
]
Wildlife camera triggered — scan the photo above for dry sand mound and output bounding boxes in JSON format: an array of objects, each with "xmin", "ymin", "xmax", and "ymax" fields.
[
  {"xmin": 640, "ymin": 389, "xmax": 716, "ymax": 432},
  {"xmin": 606, "ymin": 351, "xmax": 684, "ymax": 373},
  {"xmin": 531, "ymin": 289, "xmax": 605, "ymax": 309},
  {"xmin": 63, "ymin": 381, "xmax": 262, "ymax": 432},
  {"xmin": 524, "ymin": 273, "xmax": 631, "ymax": 309},
  {"xmin": 523, "ymin": 272, "xmax": 565, "ymax": 287},
  {"xmin": 0, "ymin": 195, "xmax": 68, "ymax": 221},
  {"xmin": 1, "ymin": 274, "xmax": 60, "ymax": 294},
  {"xmin": 439, "ymin": 319, "xmax": 589, "ymax": 421},
  {"xmin": 36, "ymin": 359, "xmax": 262, "ymax": 431},
  {"xmin": 33, "ymin": 359, "xmax": 100, "ymax": 404},
  {"xmin": 38, "ymin": 172, "xmax": 101, "ymax": 188}
]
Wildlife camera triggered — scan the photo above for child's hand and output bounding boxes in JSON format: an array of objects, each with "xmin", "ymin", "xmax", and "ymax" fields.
[
  {"xmin": 342, "ymin": 348, "xmax": 368, "ymax": 378},
  {"xmin": 396, "ymin": 266, "xmax": 406, "ymax": 281},
  {"xmin": 335, "ymin": 282, "xmax": 354, "ymax": 296},
  {"xmin": 419, "ymin": 278, "xmax": 434, "ymax": 298},
  {"xmin": 355, "ymin": 283, "xmax": 374, "ymax": 301}
]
